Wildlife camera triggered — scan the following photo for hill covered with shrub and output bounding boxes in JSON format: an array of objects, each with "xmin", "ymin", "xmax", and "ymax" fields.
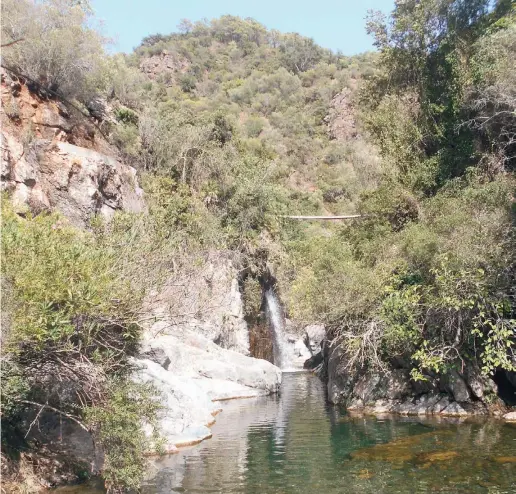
[{"xmin": 1, "ymin": 0, "xmax": 515, "ymax": 491}]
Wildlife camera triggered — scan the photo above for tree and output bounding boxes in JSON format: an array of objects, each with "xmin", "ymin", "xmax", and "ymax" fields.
[{"xmin": 1, "ymin": 0, "xmax": 108, "ymax": 102}]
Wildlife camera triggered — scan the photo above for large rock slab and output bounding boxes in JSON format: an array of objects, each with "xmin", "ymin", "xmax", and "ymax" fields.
[
  {"xmin": 1, "ymin": 134, "xmax": 144, "ymax": 226},
  {"xmin": 141, "ymin": 327, "xmax": 280, "ymax": 392},
  {"xmin": 304, "ymin": 324, "xmax": 326, "ymax": 356},
  {"xmin": 136, "ymin": 327, "xmax": 281, "ymax": 452},
  {"xmin": 144, "ymin": 253, "xmax": 249, "ymax": 355}
]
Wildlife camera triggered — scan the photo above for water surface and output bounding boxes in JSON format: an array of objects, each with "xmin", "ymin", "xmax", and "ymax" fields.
[{"xmin": 61, "ymin": 373, "xmax": 516, "ymax": 493}]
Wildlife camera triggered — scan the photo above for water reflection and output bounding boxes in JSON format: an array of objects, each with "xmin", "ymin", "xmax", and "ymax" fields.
[
  {"xmin": 57, "ymin": 373, "xmax": 516, "ymax": 493},
  {"xmin": 143, "ymin": 373, "xmax": 516, "ymax": 494}
]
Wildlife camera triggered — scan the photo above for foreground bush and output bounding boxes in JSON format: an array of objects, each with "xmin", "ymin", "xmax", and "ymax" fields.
[{"xmin": 0, "ymin": 200, "xmax": 162, "ymax": 491}]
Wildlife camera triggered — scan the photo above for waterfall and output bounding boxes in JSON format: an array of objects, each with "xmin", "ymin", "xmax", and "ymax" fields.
[{"xmin": 264, "ymin": 288, "xmax": 291, "ymax": 370}]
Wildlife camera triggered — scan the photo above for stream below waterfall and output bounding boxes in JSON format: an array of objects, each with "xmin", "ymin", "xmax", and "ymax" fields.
[{"xmin": 58, "ymin": 373, "xmax": 516, "ymax": 494}]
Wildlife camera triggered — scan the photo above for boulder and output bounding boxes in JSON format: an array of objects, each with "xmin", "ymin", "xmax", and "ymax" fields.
[
  {"xmin": 304, "ymin": 324, "xmax": 325, "ymax": 356},
  {"xmin": 136, "ymin": 327, "xmax": 281, "ymax": 452},
  {"xmin": 141, "ymin": 327, "xmax": 280, "ymax": 393},
  {"xmin": 441, "ymin": 370, "xmax": 471, "ymax": 403},
  {"xmin": 441, "ymin": 401, "xmax": 469, "ymax": 417},
  {"xmin": 463, "ymin": 363, "xmax": 498, "ymax": 400},
  {"xmin": 134, "ymin": 358, "xmax": 218, "ymax": 452},
  {"xmin": 327, "ymin": 345, "xmax": 357, "ymax": 404},
  {"xmin": 503, "ymin": 411, "xmax": 516, "ymax": 421}
]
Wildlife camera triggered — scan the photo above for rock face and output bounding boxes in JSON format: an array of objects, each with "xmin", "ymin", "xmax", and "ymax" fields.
[
  {"xmin": 1, "ymin": 73, "xmax": 145, "ymax": 226},
  {"xmin": 140, "ymin": 51, "xmax": 190, "ymax": 85},
  {"xmin": 324, "ymin": 88, "xmax": 358, "ymax": 141},
  {"xmin": 1, "ymin": 136, "xmax": 145, "ymax": 226},
  {"xmin": 137, "ymin": 325, "xmax": 281, "ymax": 452},
  {"xmin": 138, "ymin": 255, "xmax": 281, "ymax": 452},
  {"xmin": 145, "ymin": 252, "xmax": 250, "ymax": 355},
  {"xmin": 325, "ymin": 343, "xmax": 507, "ymax": 417}
]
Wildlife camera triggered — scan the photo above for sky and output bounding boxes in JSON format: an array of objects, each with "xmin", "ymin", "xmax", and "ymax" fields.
[{"xmin": 90, "ymin": 0, "xmax": 395, "ymax": 56}]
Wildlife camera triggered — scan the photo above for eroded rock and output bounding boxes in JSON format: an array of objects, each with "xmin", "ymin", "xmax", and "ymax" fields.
[
  {"xmin": 136, "ymin": 327, "xmax": 281, "ymax": 452},
  {"xmin": 1, "ymin": 135, "xmax": 145, "ymax": 225}
]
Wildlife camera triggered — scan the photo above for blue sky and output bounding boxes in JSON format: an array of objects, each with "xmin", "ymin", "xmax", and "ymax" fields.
[{"xmin": 91, "ymin": 0, "xmax": 395, "ymax": 55}]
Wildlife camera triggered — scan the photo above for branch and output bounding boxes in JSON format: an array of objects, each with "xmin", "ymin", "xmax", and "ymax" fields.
[
  {"xmin": 1, "ymin": 38, "xmax": 24, "ymax": 48},
  {"xmin": 18, "ymin": 400, "xmax": 90, "ymax": 432},
  {"xmin": 24, "ymin": 402, "xmax": 46, "ymax": 438}
]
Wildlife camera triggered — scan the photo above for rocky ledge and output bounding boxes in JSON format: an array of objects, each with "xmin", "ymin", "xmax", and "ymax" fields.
[
  {"xmin": 307, "ymin": 339, "xmax": 516, "ymax": 420},
  {"xmin": 136, "ymin": 325, "xmax": 281, "ymax": 453}
]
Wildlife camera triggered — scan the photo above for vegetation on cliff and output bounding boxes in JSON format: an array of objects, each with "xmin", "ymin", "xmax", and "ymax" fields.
[
  {"xmin": 286, "ymin": 0, "xmax": 515, "ymax": 381},
  {"xmin": 1, "ymin": 0, "xmax": 515, "ymax": 491}
]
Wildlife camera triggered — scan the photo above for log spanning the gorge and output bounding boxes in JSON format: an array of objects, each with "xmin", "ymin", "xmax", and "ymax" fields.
[{"xmin": 280, "ymin": 214, "xmax": 363, "ymax": 221}]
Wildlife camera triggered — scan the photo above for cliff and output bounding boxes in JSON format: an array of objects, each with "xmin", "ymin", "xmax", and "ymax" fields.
[{"xmin": 1, "ymin": 69, "xmax": 145, "ymax": 226}]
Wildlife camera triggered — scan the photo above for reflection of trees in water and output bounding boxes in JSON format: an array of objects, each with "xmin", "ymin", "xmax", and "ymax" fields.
[
  {"xmin": 244, "ymin": 374, "xmax": 334, "ymax": 493},
  {"xmin": 144, "ymin": 375, "xmax": 516, "ymax": 494}
]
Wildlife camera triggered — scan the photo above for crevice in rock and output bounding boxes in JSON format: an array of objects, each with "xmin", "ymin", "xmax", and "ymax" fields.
[
  {"xmin": 239, "ymin": 268, "xmax": 274, "ymax": 363},
  {"xmin": 493, "ymin": 370, "xmax": 516, "ymax": 406}
]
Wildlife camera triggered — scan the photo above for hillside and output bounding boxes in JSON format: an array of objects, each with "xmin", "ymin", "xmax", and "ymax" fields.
[
  {"xmin": 116, "ymin": 16, "xmax": 380, "ymax": 217},
  {"xmin": 1, "ymin": 0, "xmax": 516, "ymax": 492}
]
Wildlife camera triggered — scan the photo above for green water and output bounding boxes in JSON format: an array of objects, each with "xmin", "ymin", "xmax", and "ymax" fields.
[{"xmin": 60, "ymin": 373, "xmax": 516, "ymax": 493}]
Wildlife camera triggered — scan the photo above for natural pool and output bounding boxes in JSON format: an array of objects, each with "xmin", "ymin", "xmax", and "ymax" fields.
[{"xmin": 60, "ymin": 373, "xmax": 516, "ymax": 493}]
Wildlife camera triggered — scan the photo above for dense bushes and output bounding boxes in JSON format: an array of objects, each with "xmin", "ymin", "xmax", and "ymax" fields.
[
  {"xmin": 110, "ymin": 16, "xmax": 380, "ymax": 218},
  {"xmin": 284, "ymin": 0, "xmax": 516, "ymax": 381},
  {"xmin": 0, "ymin": 200, "xmax": 166, "ymax": 491},
  {"xmin": 1, "ymin": 0, "xmax": 109, "ymax": 103}
]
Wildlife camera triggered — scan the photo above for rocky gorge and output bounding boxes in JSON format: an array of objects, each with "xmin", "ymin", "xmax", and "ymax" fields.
[
  {"xmin": 2, "ymin": 70, "xmax": 516, "ymax": 488},
  {"xmin": 2, "ymin": 68, "xmax": 514, "ymax": 478},
  {"xmin": 2, "ymin": 3, "xmax": 516, "ymax": 492}
]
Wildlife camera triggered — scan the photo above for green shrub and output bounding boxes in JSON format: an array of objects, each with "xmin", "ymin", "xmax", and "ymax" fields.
[
  {"xmin": 2, "ymin": 0, "xmax": 109, "ymax": 103},
  {"xmin": 0, "ymin": 199, "xmax": 163, "ymax": 492}
]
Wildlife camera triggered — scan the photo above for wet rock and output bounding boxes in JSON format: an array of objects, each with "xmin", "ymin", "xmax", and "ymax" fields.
[
  {"xmin": 327, "ymin": 345, "xmax": 357, "ymax": 404},
  {"xmin": 304, "ymin": 351, "xmax": 323, "ymax": 370},
  {"xmin": 414, "ymin": 393, "xmax": 443, "ymax": 414},
  {"xmin": 417, "ymin": 451, "xmax": 459, "ymax": 462},
  {"xmin": 494, "ymin": 456, "xmax": 516, "ymax": 463},
  {"xmin": 324, "ymin": 344, "xmax": 497, "ymax": 416},
  {"xmin": 441, "ymin": 401, "xmax": 469, "ymax": 417}
]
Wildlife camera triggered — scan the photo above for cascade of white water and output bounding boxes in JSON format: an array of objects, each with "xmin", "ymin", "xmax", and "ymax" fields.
[{"xmin": 264, "ymin": 288, "xmax": 290, "ymax": 370}]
